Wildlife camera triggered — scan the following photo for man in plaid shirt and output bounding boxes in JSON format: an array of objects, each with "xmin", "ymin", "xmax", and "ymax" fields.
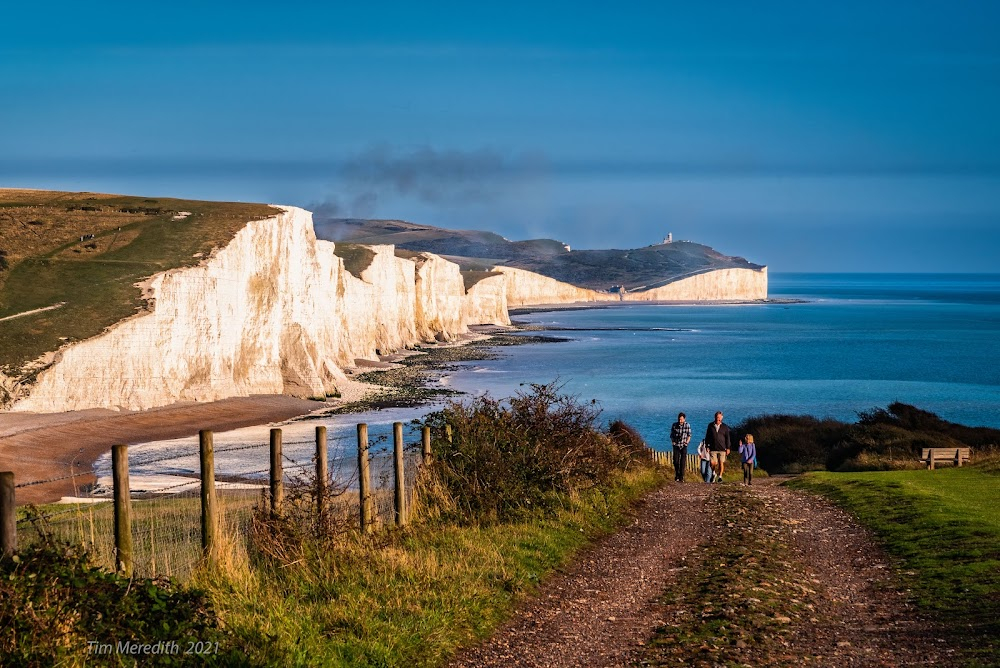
[{"xmin": 670, "ymin": 412, "xmax": 692, "ymax": 482}]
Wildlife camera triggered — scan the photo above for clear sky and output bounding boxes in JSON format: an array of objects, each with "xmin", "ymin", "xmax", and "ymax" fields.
[{"xmin": 2, "ymin": 1, "xmax": 999, "ymax": 271}]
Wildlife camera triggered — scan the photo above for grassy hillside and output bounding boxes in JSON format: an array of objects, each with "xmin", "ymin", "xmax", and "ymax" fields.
[
  {"xmin": 314, "ymin": 217, "xmax": 763, "ymax": 292},
  {"xmin": 0, "ymin": 189, "xmax": 277, "ymax": 390}
]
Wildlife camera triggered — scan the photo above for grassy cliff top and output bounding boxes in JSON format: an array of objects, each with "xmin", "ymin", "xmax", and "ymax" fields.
[{"xmin": 0, "ymin": 188, "xmax": 277, "ymax": 380}]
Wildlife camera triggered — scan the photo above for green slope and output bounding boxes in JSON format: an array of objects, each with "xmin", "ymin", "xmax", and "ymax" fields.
[{"xmin": 0, "ymin": 189, "xmax": 276, "ymax": 391}]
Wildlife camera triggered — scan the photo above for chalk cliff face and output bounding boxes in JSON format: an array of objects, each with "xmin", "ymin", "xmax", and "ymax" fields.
[
  {"xmin": 621, "ymin": 267, "xmax": 768, "ymax": 302},
  {"xmin": 497, "ymin": 267, "xmax": 605, "ymax": 308},
  {"xmin": 10, "ymin": 208, "xmax": 508, "ymax": 412},
  {"xmin": 498, "ymin": 265, "xmax": 768, "ymax": 306},
  {"xmin": 8, "ymin": 206, "xmax": 764, "ymax": 413},
  {"xmin": 463, "ymin": 274, "xmax": 509, "ymax": 328}
]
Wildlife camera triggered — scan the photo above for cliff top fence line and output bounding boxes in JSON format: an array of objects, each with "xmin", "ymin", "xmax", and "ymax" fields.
[
  {"xmin": 0, "ymin": 429, "xmax": 681, "ymax": 580},
  {"xmin": 1, "ymin": 422, "xmax": 432, "ymax": 580}
]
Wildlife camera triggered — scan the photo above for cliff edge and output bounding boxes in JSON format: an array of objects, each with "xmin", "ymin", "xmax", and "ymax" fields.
[
  {"xmin": 3, "ymin": 200, "xmax": 765, "ymax": 413},
  {"xmin": 5, "ymin": 207, "xmax": 509, "ymax": 412}
]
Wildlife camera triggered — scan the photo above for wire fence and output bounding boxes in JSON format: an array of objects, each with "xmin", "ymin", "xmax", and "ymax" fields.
[{"xmin": 4, "ymin": 423, "xmax": 434, "ymax": 581}]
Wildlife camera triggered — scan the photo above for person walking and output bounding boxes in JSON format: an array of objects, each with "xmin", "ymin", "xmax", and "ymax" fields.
[
  {"xmin": 739, "ymin": 434, "xmax": 757, "ymax": 485},
  {"xmin": 704, "ymin": 411, "xmax": 731, "ymax": 482},
  {"xmin": 670, "ymin": 412, "xmax": 692, "ymax": 482},
  {"xmin": 697, "ymin": 439, "xmax": 712, "ymax": 483}
]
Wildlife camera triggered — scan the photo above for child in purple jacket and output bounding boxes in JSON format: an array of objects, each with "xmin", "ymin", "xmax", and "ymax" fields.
[{"xmin": 739, "ymin": 434, "xmax": 757, "ymax": 486}]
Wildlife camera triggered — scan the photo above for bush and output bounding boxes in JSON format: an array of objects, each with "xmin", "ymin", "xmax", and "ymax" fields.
[
  {"xmin": 827, "ymin": 422, "xmax": 966, "ymax": 471},
  {"xmin": 736, "ymin": 403, "xmax": 999, "ymax": 473},
  {"xmin": 607, "ymin": 420, "xmax": 648, "ymax": 458},
  {"xmin": 423, "ymin": 382, "xmax": 645, "ymax": 523},
  {"xmin": 0, "ymin": 542, "xmax": 244, "ymax": 666},
  {"xmin": 859, "ymin": 402, "xmax": 1000, "ymax": 451},
  {"xmin": 246, "ymin": 467, "xmax": 360, "ymax": 568},
  {"xmin": 734, "ymin": 414, "xmax": 850, "ymax": 473}
]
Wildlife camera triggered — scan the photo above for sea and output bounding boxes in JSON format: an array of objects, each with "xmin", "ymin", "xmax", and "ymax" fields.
[{"xmin": 109, "ymin": 273, "xmax": 1000, "ymax": 489}]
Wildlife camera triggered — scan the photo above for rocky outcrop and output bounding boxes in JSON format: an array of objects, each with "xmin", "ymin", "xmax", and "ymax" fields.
[
  {"xmin": 10, "ymin": 208, "xmax": 508, "ymax": 412},
  {"xmin": 412, "ymin": 253, "xmax": 472, "ymax": 342}
]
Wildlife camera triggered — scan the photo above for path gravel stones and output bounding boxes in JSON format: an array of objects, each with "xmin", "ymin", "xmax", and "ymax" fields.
[
  {"xmin": 454, "ymin": 477, "xmax": 959, "ymax": 667},
  {"xmin": 751, "ymin": 480, "xmax": 952, "ymax": 666},
  {"xmin": 451, "ymin": 482, "xmax": 712, "ymax": 667}
]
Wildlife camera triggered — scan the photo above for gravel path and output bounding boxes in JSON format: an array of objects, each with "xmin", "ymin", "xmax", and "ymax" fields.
[
  {"xmin": 454, "ymin": 477, "xmax": 957, "ymax": 667},
  {"xmin": 750, "ymin": 479, "xmax": 952, "ymax": 666},
  {"xmin": 452, "ymin": 482, "xmax": 712, "ymax": 667}
]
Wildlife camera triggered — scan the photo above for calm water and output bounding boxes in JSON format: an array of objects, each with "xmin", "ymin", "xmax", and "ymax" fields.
[
  {"xmin": 118, "ymin": 273, "xmax": 1000, "ymax": 487},
  {"xmin": 443, "ymin": 273, "xmax": 1000, "ymax": 446}
]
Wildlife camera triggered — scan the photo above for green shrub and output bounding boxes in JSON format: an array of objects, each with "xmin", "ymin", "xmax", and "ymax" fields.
[
  {"xmin": 859, "ymin": 402, "xmax": 1000, "ymax": 450},
  {"xmin": 423, "ymin": 382, "xmax": 645, "ymax": 523},
  {"xmin": 0, "ymin": 542, "xmax": 245, "ymax": 666},
  {"xmin": 735, "ymin": 404, "xmax": 999, "ymax": 473},
  {"xmin": 733, "ymin": 414, "xmax": 849, "ymax": 473}
]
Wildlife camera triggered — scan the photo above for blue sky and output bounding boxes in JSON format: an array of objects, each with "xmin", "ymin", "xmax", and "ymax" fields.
[{"xmin": 2, "ymin": 1, "xmax": 999, "ymax": 271}]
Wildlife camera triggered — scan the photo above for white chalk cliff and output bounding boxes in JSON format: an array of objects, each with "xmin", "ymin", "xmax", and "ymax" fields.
[
  {"xmin": 7, "ymin": 207, "xmax": 766, "ymax": 412},
  {"xmin": 619, "ymin": 267, "xmax": 768, "ymax": 302}
]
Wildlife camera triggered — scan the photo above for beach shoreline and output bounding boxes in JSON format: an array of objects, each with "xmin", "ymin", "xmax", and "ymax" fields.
[{"xmin": 0, "ymin": 325, "xmax": 567, "ymax": 505}]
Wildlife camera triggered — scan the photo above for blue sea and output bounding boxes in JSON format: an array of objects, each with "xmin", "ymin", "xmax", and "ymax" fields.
[
  {"xmin": 119, "ymin": 273, "xmax": 1000, "ymax": 486},
  {"xmin": 442, "ymin": 273, "xmax": 1000, "ymax": 446}
]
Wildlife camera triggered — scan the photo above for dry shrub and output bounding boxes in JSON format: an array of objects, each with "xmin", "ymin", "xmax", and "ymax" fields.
[{"xmin": 247, "ymin": 472, "xmax": 358, "ymax": 568}]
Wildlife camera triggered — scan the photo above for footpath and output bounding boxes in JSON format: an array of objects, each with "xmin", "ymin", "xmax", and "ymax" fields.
[{"xmin": 453, "ymin": 477, "xmax": 954, "ymax": 667}]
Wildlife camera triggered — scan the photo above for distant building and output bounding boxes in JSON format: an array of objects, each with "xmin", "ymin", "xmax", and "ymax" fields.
[
  {"xmin": 563, "ymin": 244, "xmax": 571, "ymax": 252},
  {"xmin": 662, "ymin": 233, "xmax": 673, "ymax": 244}
]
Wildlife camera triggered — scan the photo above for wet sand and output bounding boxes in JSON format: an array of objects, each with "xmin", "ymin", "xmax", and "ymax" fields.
[{"xmin": 0, "ymin": 395, "xmax": 328, "ymax": 504}]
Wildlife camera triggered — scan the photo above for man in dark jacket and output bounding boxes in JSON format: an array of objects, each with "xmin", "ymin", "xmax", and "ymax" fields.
[
  {"xmin": 705, "ymin": 411, "xmax": 731, "ymax": 482},
  {"xmin": 669, "ymin": 412, "xmax": 692, "ymax": 482}
]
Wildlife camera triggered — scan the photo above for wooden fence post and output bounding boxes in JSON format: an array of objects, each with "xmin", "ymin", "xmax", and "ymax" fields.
[
  {"xmin": 357, "ymin": 423, "xmax": 373, "ymax": 532},
  {"xmin": 270, "ymin": 428, "xmax": 283, "ymax": 513},
  {"xmin": 393, "ymin": 422, "xmax": 407, "ymax": 527},
  {"xmin": 199, "ymin": 430, "xmax": 218, "ymax": 563},
  {"xmin": 316, "ymin": 426, "xmax": 328, "ymax": 519},
  {"xmin": 0, "ymin": 472, "xmax": 15, "ymax": 557},
  {"xmin": 111, "ymin": 444, "xmax": 133, "ymax": 577},
  {"xmin": 422, "ymin": 426, "xmax": 432, "ymax": 464}
]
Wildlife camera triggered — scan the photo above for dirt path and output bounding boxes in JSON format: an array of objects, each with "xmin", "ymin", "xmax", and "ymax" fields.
[
  {"xmin": 454, "ymin": 477, "xmax": 956, "ymax": 667},
  {"xmin": 748, "ymin": 480, "xmax": 952, "ymax": 666},
  {"xmin": 452, "ymin": 483, "xmax": 712, "ymax": 667}
]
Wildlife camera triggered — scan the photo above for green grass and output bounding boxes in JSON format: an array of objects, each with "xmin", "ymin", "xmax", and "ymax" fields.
[
  {"xmin": 17, "ymin": 490, "xmax": 263, "ymax": 581},
  {"xmin": 200, "ymin": 467, "xmax": 665, "ymax": 666},
  {"xmin": 333, "ymin": 243, "xmax": 376, "ymax": 277},
  {"xmin": 460, "ymin": 270, "xmax": 502, "ymax": 291},
  {"xmin": 790, "ymin": 460, "xmax": 1000, "ymax": 665},
  {"xmin": 0, "ymin": 189, "xmax": 276, "ymax": 384}
]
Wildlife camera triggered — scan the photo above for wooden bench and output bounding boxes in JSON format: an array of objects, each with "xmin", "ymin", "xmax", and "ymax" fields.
[{"xmin": 921, "ymin": 447, "xmax": 971, "ymax": 470}]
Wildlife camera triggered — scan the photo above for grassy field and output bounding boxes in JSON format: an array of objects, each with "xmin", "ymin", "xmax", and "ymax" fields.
[
  {"xmin": 0, "ymin": 188, "xmax": 276, "ymax": 384},
  {"xmin": 198, "ymin": 467, "xmax": 665, "ymax": 666},
  {"xmin": 790, "ymin": 460, "xmax": 1000, "ymax": 665}
]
